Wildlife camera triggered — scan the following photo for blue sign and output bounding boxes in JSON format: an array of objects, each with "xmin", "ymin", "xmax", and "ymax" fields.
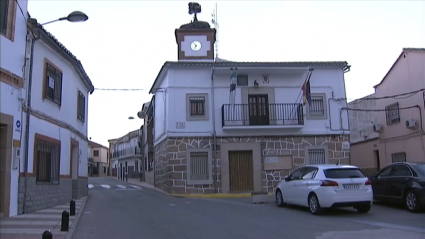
[{"xmin": 16, "ymin": 120, "xmax": 21, "ymax": 128}]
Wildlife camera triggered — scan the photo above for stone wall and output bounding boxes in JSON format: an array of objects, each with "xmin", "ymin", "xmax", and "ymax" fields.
[
  {"xmin": 17, "ymin": 177, "xmax": 87, "ymax": 214},
  {"xmin": 18, "ymin": 177, "xmax": 72, "ymax": 214},
  {"xmin": 260, "ymin": 135, "xmax": 350, "ymax": 193},
  {"xmin": 153, "ymin": 135, "xmax": 350, "ymax": 194}
]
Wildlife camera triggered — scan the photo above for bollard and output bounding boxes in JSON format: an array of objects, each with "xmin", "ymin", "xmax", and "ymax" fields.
[
  {"xmin": 61, "ymin": 210, "xmax": 69, "ymax": 231},
  {"xmin": 42, "ymin": 230, "xmax": 52, "ymax": 239},
  {"xmin": 126, "ymin": 173, "xmax": 128, "ymax": 182},
  {"xmin": 70, "ymin": 199, "xmax": 76, "ymax": 216}
]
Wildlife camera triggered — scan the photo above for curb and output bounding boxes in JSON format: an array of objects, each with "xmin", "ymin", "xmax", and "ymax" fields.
[
  {"xmin": 65, "ymin": 196, "xmax": 89, "ymax": 239},
  {"xmin": 108, "ymin": 177, "xmax": 274, "ymax": 198},
  {"xmin": 167, "ymin": 193, "xmax": 274, "ymax": 198}
]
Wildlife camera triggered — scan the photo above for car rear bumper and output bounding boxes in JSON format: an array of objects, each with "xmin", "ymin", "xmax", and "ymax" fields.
[{"xmin": 316, "ymin": 189, "xmax": 374, "ymax": 208}]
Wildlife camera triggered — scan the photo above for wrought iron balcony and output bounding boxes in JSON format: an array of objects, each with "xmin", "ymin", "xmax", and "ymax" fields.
[{"xmin": 221, "ymin": 103, "xmax": 304, "ymax": 128}]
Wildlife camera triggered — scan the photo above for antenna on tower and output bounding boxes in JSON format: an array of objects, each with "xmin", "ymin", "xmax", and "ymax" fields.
[{"xmin": 211, "ymin": 2, "xmax": 219, "ymax": 60}]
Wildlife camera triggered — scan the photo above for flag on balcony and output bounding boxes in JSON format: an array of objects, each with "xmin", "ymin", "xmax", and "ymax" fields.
[
  {"xmin": 230, "ymin": 71, "xmax": 237, "ymax": 92},
  {"xmin": 302, "ymin": 70, "xmax": 312, "ymax": 106}
]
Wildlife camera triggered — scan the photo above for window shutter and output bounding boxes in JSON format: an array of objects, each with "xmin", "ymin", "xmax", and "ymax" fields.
[
  {"xmin": 0, "ymin": 0, "xmax": 8, "ymax": 33},
  {"xmin": 54, "ymin": 72, "xmax": 62, "ymax": 104}
]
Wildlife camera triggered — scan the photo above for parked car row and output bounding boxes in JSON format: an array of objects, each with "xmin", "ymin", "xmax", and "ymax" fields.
[{"xmin": 275, "ymin": 162, "xmax": 425, "ymax": 215}]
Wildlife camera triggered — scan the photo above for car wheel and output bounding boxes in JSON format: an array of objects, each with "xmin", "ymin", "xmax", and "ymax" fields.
[
  {"xmin": 275, "ymin": 189, "xmax": 286, "ymax": 207},
  {"xmin": 308, "ymin": 194, "xmax": 324, "ymax": 215},
  {"xmin": 356, "ymin": 204, "xmax": 371, "ymax": 213},
  {"xmin": 405, "ymin": 190, "xmax": 423, "ymax": 213}
]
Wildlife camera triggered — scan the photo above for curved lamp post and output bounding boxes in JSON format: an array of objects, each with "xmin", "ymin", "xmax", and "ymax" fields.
[{"xmin": 41, "ymin": 11, "xmax": 89, "ymax": 25}]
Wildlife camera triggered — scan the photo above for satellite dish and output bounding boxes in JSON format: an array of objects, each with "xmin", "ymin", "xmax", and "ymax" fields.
[{"xmin": 137, "ymin": 111, "xmax": 146, "ymax": 119}]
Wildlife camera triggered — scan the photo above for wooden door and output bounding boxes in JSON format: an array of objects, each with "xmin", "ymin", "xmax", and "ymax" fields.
[
  {"xmin": 229, "ymin": 151, "xmax": 254, "ymax": 192},
  {"xmin": 248, "ymin": 95, "xmax": 269, "ymax": 125}
]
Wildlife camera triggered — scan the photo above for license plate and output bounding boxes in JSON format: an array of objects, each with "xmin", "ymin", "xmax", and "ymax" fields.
[{"xmin": 343, "ymin": 184, "xmax": 360, "ymax": 189}]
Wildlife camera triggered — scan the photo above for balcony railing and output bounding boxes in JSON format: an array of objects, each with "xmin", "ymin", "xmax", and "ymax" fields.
[
  {"xmin": 112, "ymin": 147, "xmax": 143, "ymax": 159},
  {"xmin": 221, "ymin": 103, "xmax": 304, "ymax": 127}
]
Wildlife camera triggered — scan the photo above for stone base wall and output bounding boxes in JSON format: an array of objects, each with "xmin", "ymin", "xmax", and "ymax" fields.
[
  {"xmin": 18, "ymin": 177, "xmax": 87, "ymax": 214},
  {"xmin": 154, "ymin": 135, "xmax": 350, "ymax": 194}
]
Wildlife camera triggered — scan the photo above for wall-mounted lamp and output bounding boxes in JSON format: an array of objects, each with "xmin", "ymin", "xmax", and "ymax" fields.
[{"xmin": 254, "ymin": 80, "xmax": 259, "ymax": 88}]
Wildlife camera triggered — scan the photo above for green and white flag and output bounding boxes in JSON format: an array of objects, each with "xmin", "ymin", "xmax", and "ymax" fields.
[{"xmin": 230, "ymin": 71, "xmax": 237, "ymax": 92}]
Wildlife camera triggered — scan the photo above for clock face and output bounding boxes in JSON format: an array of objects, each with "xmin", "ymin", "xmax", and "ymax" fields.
[{"xmin": 190, "ymin": 41, "xmax": 202, "ymax": 51}]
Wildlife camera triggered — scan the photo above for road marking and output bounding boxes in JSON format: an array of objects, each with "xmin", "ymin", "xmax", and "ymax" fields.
[
  {"xmin": 101, "ymin": 184, "xmax": 111, "ymax": 189},
  {"xmin": 130, "ymin": 185, "xmax": 142, "ymax": 189},
  {"xmin": 88, "ymin": 184, "xmax": 94, "ymax": 189},
  {"xmin": 116, "ymin": 185, "xmax": 126, "ymax": 189}
]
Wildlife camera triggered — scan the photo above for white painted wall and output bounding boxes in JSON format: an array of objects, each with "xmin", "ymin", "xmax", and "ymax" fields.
[
  {"xmin": 0, "ymin": 0, "xmax": 28, "ymax": 217},
  {"xmin": 23, "ymin": 116, "xmax": 88, "ymax": 177},
  {"xmin": 30, "ymin": 40, "xmax": 89, "ymax": 135},
  {"xmin": 153, "ymin": 65, "xmax": 349, "ymax": 144}
]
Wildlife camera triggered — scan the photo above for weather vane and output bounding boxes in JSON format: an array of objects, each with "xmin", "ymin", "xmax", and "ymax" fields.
[{"xmin": 188, "ymin": 2, "xmax": 201, "ymax": 22}]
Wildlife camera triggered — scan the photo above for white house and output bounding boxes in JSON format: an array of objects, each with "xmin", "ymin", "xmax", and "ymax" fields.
[
  {"xmin": 15, "ymin": 18, "xmax": 94, "ymax": 214},
  {"xmin": 0, "ymin": 0, "xmax": 28, "ymax": 218},
  {"xmin": 109, "ymin": 129, "xmax": 143, "ymax": 180},
  {"xmin": 147, "ymin": 16, "xmax": 351, "ymax": 194}
]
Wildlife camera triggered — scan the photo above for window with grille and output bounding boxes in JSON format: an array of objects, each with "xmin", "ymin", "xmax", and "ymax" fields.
[
  {"xmin": 0, "ymin": 0, "xmax": 8, "ymax": 34},
  {"xmin": 189, "ymin": 152, "xmax": 209, "ymax": 180},
  {"xmin": 36, "ymin": 139, "xmax": 60, "ymax": 184},
  {"xmin": 93, "ymin": 150, "xmax": 99, "ymax": 157},
  {"xmin": 309, "ymin": 95, "xmax": 325, "ymax": 116},
  {"xmin": 385, "ymin": 103, "xmax": 400, "ymax": 125},
  {"xmin": 391, "ymin": 152, "xmax": 406, "ymax": 163},
  {"xmin": 44, "ymin": 62, "xmax": 63, "ymax": 105},
  {"xmin": 189, "ymin": 96, "xmax": 205, "ymax": 116},
  {"xmin": 77, "ymin": 90, "xmax": 85, "ymax": 122},
  {"xmin": 308, "ymin": 148, "xmax": 326, "ymax": 165}
]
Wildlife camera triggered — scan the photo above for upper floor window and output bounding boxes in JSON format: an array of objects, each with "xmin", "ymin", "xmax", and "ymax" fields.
[
  {"xmin": 385, "ymin": 102, "xmax": 400, "ymax": 125},
  {"xmin": 0, "ymin": 0, "xmax": 16, "ymax": 41},
  {"xmin": 237, "ymin": 74, "xmax": 248, "ymax": 86},
  {"xmin": 189, "ymin": 96, "xmax": 205, "ymax": 116},
  {"xmin": 93, "ymin": 150, "xmax": 99, "ymax": 157},
  {"xmin": 307, "ymin": 93, "xmax": 327, "ymax": 119},
  {"xmin": 186, "ymin": 93, "xmax": 209, "ymax": 121},
  {"xmin": 77, "ymin": 90, "xmax": 85, "ymax": 122},
  {"xmin": 44, "ymin": 62, "xmax": 63, "ymax": 106}
]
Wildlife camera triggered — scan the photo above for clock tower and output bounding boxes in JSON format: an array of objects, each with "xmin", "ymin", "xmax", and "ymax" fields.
[{"xmin": 175, "ymin": 3, "xmax": 216, "ymax": 61}]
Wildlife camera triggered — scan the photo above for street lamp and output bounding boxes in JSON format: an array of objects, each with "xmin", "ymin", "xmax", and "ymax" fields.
[
  {"xmin": 22, "ymin": 12, "xmax": 88, "ymax": 214},
  {"xmin": 41, "ymin": 11, "xmax": 89, "ymax": 25}
]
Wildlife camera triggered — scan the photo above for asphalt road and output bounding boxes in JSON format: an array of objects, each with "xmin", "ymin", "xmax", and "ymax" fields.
[{"xmin": 73, "ymin": 177, "xmax": 425, "ymax": 239}]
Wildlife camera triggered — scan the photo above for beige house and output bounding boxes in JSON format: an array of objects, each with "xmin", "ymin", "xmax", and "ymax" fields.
[
  {"xmin": 350, "ymin": 48, "xmax": 425, "ymax": 173},
  {"xmin": 88, "ymin": 141, "xmax": 109, "ymax": 177}
]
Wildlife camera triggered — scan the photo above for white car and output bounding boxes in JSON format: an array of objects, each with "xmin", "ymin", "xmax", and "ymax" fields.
[{"xmin": 275, "ymin": 164, "xmax": 373, "ymax": 215}]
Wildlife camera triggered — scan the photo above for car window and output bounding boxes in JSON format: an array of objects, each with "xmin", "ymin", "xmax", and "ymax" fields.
[
  {"xmin": 411, "ymin": 164, "xmax": 425, "ymax": 177},
  {"xmin": 323, "ymin": 168, "xmax": 365, "ymax": 179},
  {"xmin": 389, "ymin": 165, "xmax": 412, "ymax": 177},
  {"xmin": 289, "ymin": 167, "xmax": 304, "ymax": 180},
  {"xmin": 300, "ymin": 167, "xmax": 318, "ymax": 179},
  {"xmin": 377, "ymin": 166, "xmax": 393, "ymax": 177}
]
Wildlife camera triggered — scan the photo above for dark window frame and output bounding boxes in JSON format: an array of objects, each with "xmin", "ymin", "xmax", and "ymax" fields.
[
  {"xmin": 189, "ymin": 96, "xmax": 205, "ymax": 116},
  {"xmin": 44, "ymin": 61, "xmax": 63, "ymax": 106},
  {"xmin": 35, "ymin": 138, "xmax": 61, "ymax": 185},
  {"xmin": 77, "ymin": 90, "xmax": 86, "ymax": 122},
  {"xmin": 93, "ymin": 150, "xmax": 99, "ymax": 157}
]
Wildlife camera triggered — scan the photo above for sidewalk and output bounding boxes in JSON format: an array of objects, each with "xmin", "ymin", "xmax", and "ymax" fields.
[
  {"xmin": 111, "ymin": 177, "xmax": 166, "ymax": 194},
  {"xmin": 0, "ymin": 197, "xmax": 87, "ymax": 239}
]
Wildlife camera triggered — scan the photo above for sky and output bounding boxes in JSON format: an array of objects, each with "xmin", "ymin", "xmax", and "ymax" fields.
[{"xmin": 27, "ymin": 0, "xmax": 425, "ymax": 147}]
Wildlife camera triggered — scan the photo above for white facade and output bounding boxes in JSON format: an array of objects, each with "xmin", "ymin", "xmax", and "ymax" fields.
[
  {"xmin": 110, "ymin": 129, "xmax": 143, "ymax": 178},
  {"xmin": 0, "ymin": 0, "xmax": 28, "ymax": 217},
  {"xmin": 23, "ymin": 22, "xmax": 93, "ymax": 178},
  {"xmin": 151, "ymin": 63, "xmax": 350, "ymax": 145}
]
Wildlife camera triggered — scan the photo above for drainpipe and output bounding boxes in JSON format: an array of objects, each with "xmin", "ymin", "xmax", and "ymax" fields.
[
  {"xmin": 23, "ymin": 33, "xmax": 40, "ymax": 214},
  {"xmin": 210, "ymin": 62, "xmax": 217, "ymax": 193}
]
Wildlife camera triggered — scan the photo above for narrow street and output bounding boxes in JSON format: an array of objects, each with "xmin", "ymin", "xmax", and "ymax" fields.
[{"xmin": 73, "ymin": 177, "xmax": 425, "ymax": 239}]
